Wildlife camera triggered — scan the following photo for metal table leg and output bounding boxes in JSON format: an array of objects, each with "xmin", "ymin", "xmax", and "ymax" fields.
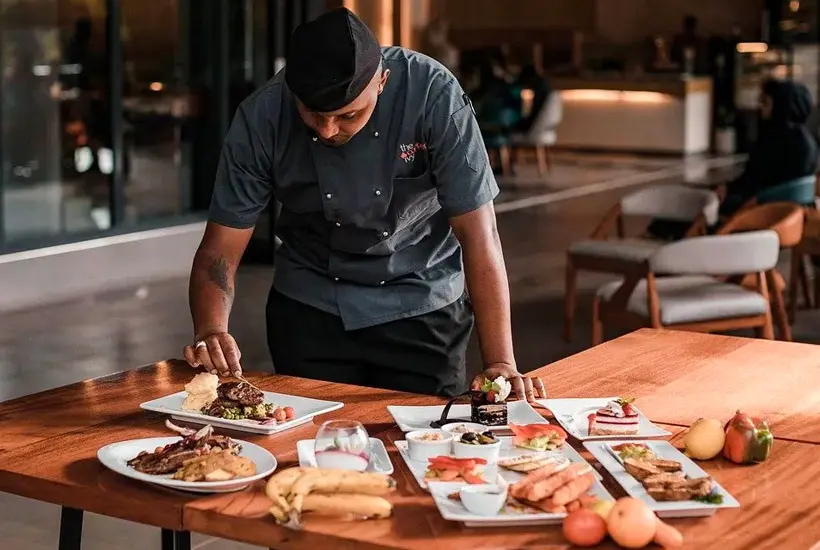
[
  {"xmin": 161, "ymin": 529, "xmax": 191, "ymax": 550},
  {"xmin": 58, "ymin": 507, "xmax": 84, "ymax": 550}
]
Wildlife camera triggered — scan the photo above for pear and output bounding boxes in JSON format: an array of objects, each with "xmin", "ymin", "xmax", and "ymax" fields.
[{"xmin": 684, "ymin": 418, "xmax": 725, "ymax": 460}]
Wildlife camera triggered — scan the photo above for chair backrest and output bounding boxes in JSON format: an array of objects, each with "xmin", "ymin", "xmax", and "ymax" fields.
[
  {"xmin": 527, "ymin": 91, "xmax": 563, "ymax": 141},
  {"xmin": 620, "ymin": 185, "xmax": 720, "ymax": 226},
  {"xmin": 649, "ymin": 230, "xmax": 780, "ymax": 275},
  {"xmin": 756, "ymin": 175, "xmax": 817, "ymax": 206},
  {"xmin": 717, "ymin": 202, "xmax": 805, "ymax": 248}
]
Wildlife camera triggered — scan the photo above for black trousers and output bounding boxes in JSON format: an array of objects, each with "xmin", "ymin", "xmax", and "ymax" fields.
[{"xmin": 266, "ymin": 289, "xmax": 474, "ymax": 397}]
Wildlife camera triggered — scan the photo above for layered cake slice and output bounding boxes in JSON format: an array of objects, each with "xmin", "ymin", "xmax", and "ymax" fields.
[
  {"xmin": 471, "ymin": 376, "xmax": 512, "ymax": 426},
  {"xmin": 588, "ymin": 398, "xmax": 639, "ymax": 436}
]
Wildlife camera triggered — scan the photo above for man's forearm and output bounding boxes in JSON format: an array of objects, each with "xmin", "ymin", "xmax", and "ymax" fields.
[
  {"xmin": 189, "ymin": 250, "xmax": 238, "ymax": 340},
  {"xmin": 461, "ymin": 227, "xmax": 516, "ymax": 369}
]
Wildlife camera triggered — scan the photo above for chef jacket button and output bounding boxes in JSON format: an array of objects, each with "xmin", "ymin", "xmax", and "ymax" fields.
[
  {"xmin": 312, "ymin": 137, "xmax": 318, "ymax": 142},
  {"xmin": 335, "ymin": 222, "xmax": 341, "ymax": 227},
  {"xmin": 374, "ymin": 131, "xmax": 379, "ymax": 137},
  {"xmin": 334, "ymin": 277, "xmax": 340, "ymax": 282},
  {"xmin": 382, "ymin": 231, "xmax": 389, "ymax": 237},
  {"xmin": 325, "ymin": 193, "xmax": 332, "ymax": 200},
  {"xmin": 379, "ymin": 280, "xmax": 385, "ymax": 285},
  {"xmin": 374, "ymin": 189, "xmax": 382, "ymax": 196}
]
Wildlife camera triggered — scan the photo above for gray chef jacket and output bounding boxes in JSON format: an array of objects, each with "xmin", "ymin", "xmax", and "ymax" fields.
[{"xmin": 209, "ymin": 46, "xmax": 499, "ymax": 330}]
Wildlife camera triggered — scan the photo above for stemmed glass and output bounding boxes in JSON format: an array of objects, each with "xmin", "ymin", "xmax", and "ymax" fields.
[{"xmin": 314, "ymin": 420, "xmax": 371, "ymax": 471}]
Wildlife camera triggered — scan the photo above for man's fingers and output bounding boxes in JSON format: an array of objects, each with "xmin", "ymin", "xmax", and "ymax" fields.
[
  {"xmin": 510, "ymin": 376, "xmax": 527, "ymax": 401},
  {"xmin": 522, "ymin": 377, "xmax": 535, "ymax": 402},
  {"xmin": 206, "ymin": 338, "xmax": 231, "ymax": 377},
  {"xmin": 222, "ymin": 335, "xmax": 243, "ymax": 377},
  {"xmin": 470, "ymin": 374, "xmax": 486, "ymax": 392},
  {"xmin": 183, "ymin": 346, "xmax": 199, "ymax": 367},
  {"xmin": 532, "ymin": 377, "xmax": 547, "ymax": 399},
  {"xmin": 195, "ymin": 344, "xmax": 217, "ymax": 375}
]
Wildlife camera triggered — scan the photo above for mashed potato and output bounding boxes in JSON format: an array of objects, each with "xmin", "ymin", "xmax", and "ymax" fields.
[{"xmin": 182, "ymin": 372, "xmax": 219, "ymax": 411}]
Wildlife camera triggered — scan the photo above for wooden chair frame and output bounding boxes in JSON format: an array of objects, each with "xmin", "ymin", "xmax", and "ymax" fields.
[
  {"xmin": 563, "ymin": 203, "xmax": 709, "ymax": 342},
  {"xmin": 591, "ymin": 262, "xmax": 775, "ymax": 346}
]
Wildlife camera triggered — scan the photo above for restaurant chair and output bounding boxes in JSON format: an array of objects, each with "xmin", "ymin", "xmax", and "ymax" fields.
[
  {"xmin": 789, "ymin": 207, "xmax": 820, "ymax": 323},
  {"xmin": 715, "ymin": 202, "xmax": 805, "ymax": 341},
  {"xmin": 735, "ymin": 174, "xmax": 818, "ymax": 213},
  {"xmin": 510, "ymin": 90, "xmax": 563, "ymax": 176},
  {"xmin": 564, "ymin": 185, "xmax": 720, "ymax": 341},
  {"xmin": 591, "ymin": 230, "xmax": 780, "ymax": 345}
]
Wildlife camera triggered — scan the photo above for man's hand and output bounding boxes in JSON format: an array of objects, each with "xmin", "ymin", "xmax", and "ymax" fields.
[
  {"xmin": 183, "ymin": 332, "xmax": 242, "ymax": 377},
  {"xmin": 471, "ymin": 362, "xmax": 547, "ymax": 402}
]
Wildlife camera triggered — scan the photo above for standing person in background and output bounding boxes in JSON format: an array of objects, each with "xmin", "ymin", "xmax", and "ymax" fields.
[{"xmin": 671, "ymin": 15, "xmax": 707, "ymax": 74}]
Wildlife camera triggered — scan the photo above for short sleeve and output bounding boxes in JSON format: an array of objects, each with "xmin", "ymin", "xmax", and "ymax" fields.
[
  {"xmin": 208, "ymin": 103, "xmax": 274, "ymax": 229},
  {"xmin": 426, "ymin": 80, "xmax": 499, "ymax": 217}
]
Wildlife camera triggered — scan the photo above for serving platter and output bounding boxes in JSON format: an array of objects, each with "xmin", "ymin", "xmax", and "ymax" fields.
[
  {"xmin": 140, "ymin": 391, "xmax": 343, "ymax": 435},
  {"xmin": 584, "ymin": 439, "xmax": 740, "ymax": 517},
  {"xmin": 387, "ymin": 400, "xmax": 548, "ymax": 432},
  {"xmin": 419, "ymin": 439, "xmax": 615, "ymax": 527},
  {"xmin": 297, "ymin": 438, "xmax": 394, "ymax": 474},
  {"xmin": 536, "ymin": 398, "xmax": 672, "ymax": 441},
  {"xmin": 97, "ymin": 436, "xmax": 277, "ymax": 493}
]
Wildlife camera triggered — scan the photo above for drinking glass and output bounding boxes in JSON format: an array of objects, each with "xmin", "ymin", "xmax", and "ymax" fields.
[{"xmin": 314, "ymin": 420, "xmax": 371, "ymax": 471}]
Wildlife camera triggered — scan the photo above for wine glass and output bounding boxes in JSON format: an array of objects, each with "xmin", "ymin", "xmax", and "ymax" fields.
[{"xmin": 314, "ymin": 420, "xmax": 371, "ymax": 472}]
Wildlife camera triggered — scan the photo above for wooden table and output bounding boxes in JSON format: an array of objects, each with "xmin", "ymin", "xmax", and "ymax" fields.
[{"xmin": 1, "ymin": 329, "xmax": 819, "ymax": 550}]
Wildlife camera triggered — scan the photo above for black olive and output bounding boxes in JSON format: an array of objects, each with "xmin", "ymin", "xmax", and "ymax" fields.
[
  {"xmin": 481, "ymin": 431, "xmax": 494, "ymax": 438},
  {"xmin": 461, "ymin": 432, "xmax": 478, "ymax": 442}
]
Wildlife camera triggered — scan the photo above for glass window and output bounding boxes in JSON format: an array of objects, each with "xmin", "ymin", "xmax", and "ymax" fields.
[{"xmin": 1, "ymin": 0, "xmax": 112, "ymax": 243}]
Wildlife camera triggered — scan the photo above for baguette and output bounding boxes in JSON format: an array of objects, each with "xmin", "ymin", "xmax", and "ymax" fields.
[
  {"xmin": 526, "ymin": 463, "xmax": 592, "ymax": 502},
  {"xmin": 300, "ymin": 494, "xmax": 393, "ymax": 519},
  {"xmin": 521, "ymin": 499, "xmax": 567, "ymax": 514},
  {"xmin": 550, "ymin": 471, "xmax": 595, "ymax": 505}
]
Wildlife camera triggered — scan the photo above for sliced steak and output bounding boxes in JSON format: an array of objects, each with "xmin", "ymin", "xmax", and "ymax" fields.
[{"xmin": 217, "ymin": 382, "xmax": 264, "ymax": 406}]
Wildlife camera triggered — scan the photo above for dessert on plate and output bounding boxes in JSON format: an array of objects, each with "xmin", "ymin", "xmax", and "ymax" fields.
[
  {"xmin": 471, "ymin": 376, "xmax": 512, "ymax": 426},
  {"xmin": 587, "ymin": 398, "xmax": 639, "ymax": 436}
]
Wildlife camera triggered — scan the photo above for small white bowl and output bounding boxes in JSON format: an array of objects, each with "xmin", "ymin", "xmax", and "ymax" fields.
[
  {"xmin": 452, "ymin": 436, "xmax": 502, "ymax": 464},
  {"xmin": 441, "ymin": 422, "xmax": 488, "ymax": 436},
  {"xmin": 405, "ymin": 429, "xmax": 453, "ymax": 462},
  {"xmin": 459, "ymin": 484, "xmax": 508, "ymax": 516}
]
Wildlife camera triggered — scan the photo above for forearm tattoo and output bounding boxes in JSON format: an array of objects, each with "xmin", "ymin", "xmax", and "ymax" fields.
[{"xmin": 206, "ymin": 257, "xmax": 234, "ymax": 301}]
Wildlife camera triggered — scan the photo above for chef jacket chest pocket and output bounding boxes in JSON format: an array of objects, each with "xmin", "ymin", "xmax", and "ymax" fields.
[{"xmin": 392, "ymin": 171, "xmax": 437, "ymax": 225}]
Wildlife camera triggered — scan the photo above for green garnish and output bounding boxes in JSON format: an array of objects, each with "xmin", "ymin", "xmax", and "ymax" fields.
[
  {"xmin": 480, "ymin": 379, "xmax": 501, "ymax": 393},
  {"xmin": 693, "ymin": 491, "xmax": 724, "ymax": 505},
  {"xmin": 615, "ymin": 397, "xmax": 635, "ymax": 406}
]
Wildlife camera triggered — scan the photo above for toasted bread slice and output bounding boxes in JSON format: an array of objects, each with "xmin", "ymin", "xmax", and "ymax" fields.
[
  {"xmin": 623, "ymin": 458, "xmax": 661, "ymax": 481},
  {"xmin": 686, "ymin": 477, "xmax": 714, "ymax": 498},
  {"xmin": 499, "ymin": 455, "xmax": 566, "ymax": 473},
  {"xmin": 642, "ymin": 472, "xmax": 687, "ymax": 486},
  {"xmin": 646, "ymin": 487, "xmax": 692, "ymax": 501},
  {"xmin": 645, "ymin": 459, "xmax": 683, "ymax": 472}
]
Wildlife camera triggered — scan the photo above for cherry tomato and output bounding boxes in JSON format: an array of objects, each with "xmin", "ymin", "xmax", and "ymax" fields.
[
  {"xmin": 283, "ymin": 406, "xmax": 295, "ymax": 419},
  {"xmin": 273, "ymin": 407, "xmax": 287, "ymax": 422}
]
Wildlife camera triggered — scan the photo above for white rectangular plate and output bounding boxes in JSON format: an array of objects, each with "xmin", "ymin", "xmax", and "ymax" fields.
[
  {"xmin": 387, "ymin": 400, "xmax": 547, "ymax": 432},
  {"xmin": 423, "ymin": 442, "xmax": 614, "ymax": 527},
  {"xmin": 297, "ymin": 438, "xmax": 394, "ymax": 474},
  {"xmin": 140, "ymin": 391, "xmax": 344, "ymax": 435},
  {"xmin": 584, "ymin": 439, "xmax": 740, "ymax": 518},
  {"xmin": 537, "ymin": 398, "xmax": 671, "ymax": 441}
]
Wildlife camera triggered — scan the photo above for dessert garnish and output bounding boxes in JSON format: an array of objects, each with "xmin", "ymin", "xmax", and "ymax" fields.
[
  {"xmin": 588, "ymin": 397, "xmax": 639, "ymax": 436},
  {"xmin": 510, "ymin": 423, "xmax": 567, "ymax": 451},
  {"xmin": 480, "ymin": 376, "xmax": 512, "ymax": 404}
]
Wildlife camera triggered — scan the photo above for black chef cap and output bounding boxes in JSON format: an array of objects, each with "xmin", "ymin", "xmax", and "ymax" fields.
[{"xmin": 285, "ymin": 8, "xmax": 382, "ymax": 113}]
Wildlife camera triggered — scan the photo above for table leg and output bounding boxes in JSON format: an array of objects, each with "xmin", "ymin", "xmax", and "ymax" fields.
[
  {"xmin": 58, "ymin": 507, "xmax": 83, "ymax": 550},
  {"xmin": 161, "ymin": 529, "xmax": 191, "ymax": 550}
]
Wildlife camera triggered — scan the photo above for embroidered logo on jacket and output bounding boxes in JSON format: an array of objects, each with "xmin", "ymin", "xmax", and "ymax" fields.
[{"xmin": 399, "ymin": 142, "xmax": 427, "ymax": 163}]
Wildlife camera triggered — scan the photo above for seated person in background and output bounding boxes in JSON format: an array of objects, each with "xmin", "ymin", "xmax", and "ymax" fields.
[
  {"xmin": 472, "ymin": 56, "xmax": 521, "ymax": 173},
  {"xmin": 513, "ymin": 65, "xmax": 550, "ymax": 133},
  {"xmin": 720, "ymin": 79, "xmax": 818, "ymax": 215},
  {"xmin": 647, "ymin": 79, "xmax": 818, "ymax": 240}
]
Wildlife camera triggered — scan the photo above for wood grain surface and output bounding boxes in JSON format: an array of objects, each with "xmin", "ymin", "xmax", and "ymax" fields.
[
  {"xmin": 535, "ymin": 329, "xmax": 820, "ymax": 444},
  {"xmin": 1, "ymin": 329, "xmax": 820, "ymax": 548}
]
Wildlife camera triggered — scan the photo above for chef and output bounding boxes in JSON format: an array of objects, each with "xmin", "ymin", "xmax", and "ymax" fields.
[{"xmin": 184, "ymin": 8, "xmax": 546, "ymax": 400}]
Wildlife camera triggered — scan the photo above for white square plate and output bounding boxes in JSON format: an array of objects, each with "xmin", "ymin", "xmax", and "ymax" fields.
[
  {"xmin": 387, "ymin": 400, "xmax": 547, "ymax": 432},
  {"xmin": 140, "ymin": 391, "xmax": 343, "ymax": 435},
  {"xmin": 420, "ymin": 441, "xmax": 615, "ymax": 527},
  {"xmin": 537, "ymin": 398, "xmax": 671, "ymax": 440},
  {"xmin": 584, "ymin": 439, "xmax": 740, "ymax": 518},
  {"xmin": 296, "ymin": 438, "xmax": 394, "ymax": 474}
]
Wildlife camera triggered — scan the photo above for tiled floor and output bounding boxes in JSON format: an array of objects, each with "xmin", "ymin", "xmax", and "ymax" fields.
[{"xmin": 1, "ymin": 151, "xmax": 818, "ymax": 549}]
